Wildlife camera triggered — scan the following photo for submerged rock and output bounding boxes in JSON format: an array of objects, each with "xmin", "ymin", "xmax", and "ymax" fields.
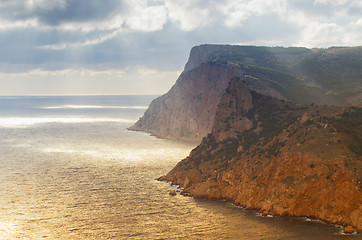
[{"xmin": 169, "ymin": 190, "xmax": 177, "ymax": 196}]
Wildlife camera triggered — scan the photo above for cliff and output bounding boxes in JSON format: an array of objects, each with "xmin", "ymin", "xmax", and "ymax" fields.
[
  {"xmin": 160, "ymin": 77, "xmax": 362, "ymax": 232},
  {"xmin": 132, "ymin": 45, "xmax": 362, "ymax": 231},
  {"xmin": 129, "ymin": 63, "xmax": 246, "ymax": 141},
  {"xmin": 130, "ymin": 44, "xmax": 362, "ymax": 142}
]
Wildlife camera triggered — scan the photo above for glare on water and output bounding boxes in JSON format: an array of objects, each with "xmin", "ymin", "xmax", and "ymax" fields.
[
  {"xmin": 40, "ymin": 105, "xmax": 148, "ymax": 110},
  {"xmin": 0, "ymin": 117, "xmax": 135, "ymax": 128}
]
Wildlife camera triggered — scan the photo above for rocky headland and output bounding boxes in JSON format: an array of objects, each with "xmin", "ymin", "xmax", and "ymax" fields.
[
  {"xmin": 159, "ymin": 77, "xmax": 362, "ymax": 232},
  {"xmin": 130, "ymin": 44, "xmax": 362, "ymax": 142},
  {"xmin": 131, "ymin": 45, "xmax": 362, "ymax": 232}
]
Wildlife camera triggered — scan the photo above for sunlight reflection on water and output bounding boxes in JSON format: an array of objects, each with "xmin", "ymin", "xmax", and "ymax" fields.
[
  {"xmin": 39, "ymin": 105, "xmax": 148, "ymax": 110},
  {"xmin": 0, "ymin": 96, "xmax": 357, "ymax": 239},
  {"xmin": 0, "ymin": 220, "xmax": 18, "ymax": 239},
  {"xmin": 42, "ymin": 146, "xmax": 192, "ymax": 163},
  {"xmin": 0, "ymin": 122, "xmax": 353, "ymax": 240},
  {"xmin": 0, "ymin": 117, "xmax": 135, "ymax": 128}
]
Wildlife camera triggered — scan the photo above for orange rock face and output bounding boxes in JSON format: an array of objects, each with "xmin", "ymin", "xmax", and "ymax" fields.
[
  {"xmin": 344, "ymin": 226, "xmax": 354, "ymax": 234},
  {"xmin": 218, "ymin": 153, "xmax": 362, "ymax": 230},
  {"xmin": 161, "ymin": 78, "xmax": 362, "ymax": 231}
]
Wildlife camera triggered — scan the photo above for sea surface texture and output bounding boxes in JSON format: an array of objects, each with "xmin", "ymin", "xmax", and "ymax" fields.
[{"xmin": 0, "ymin": 96, "xmax": 358, "ymax": 239}]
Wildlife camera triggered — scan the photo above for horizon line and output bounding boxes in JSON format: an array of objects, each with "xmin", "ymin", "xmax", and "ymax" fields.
[{"xmin": 0, "ymin": 93, "xmax": 161, "ymax": 97}]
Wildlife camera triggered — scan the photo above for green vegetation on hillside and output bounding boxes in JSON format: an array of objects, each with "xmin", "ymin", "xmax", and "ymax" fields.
[
  {"xmin": 295, "ymin": 47, "xmax": 362, "ymax": 102},
  {"xmin": 211, "ymin": 46, "xmax": 362, "ymax": 106},
  {"xmin": 328, "ymin": 107, "xmax": 362, "ymax": 155}
]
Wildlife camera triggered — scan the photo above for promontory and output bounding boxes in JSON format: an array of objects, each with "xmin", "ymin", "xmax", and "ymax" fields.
[{"xmin": 130, "ymin": 44, "xmax": 362, "ymax": 232}]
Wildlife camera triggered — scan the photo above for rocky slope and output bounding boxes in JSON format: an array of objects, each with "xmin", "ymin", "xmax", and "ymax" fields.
[
  {"xmin": 130, "ymin": 44, "xmax": 362, "ymax": 142},
  {"xmin": 159, "ymin": 77, "xmax": 362, "ymax": 232}
]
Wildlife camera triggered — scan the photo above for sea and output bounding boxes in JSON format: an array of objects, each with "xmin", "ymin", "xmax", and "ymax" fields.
[{"xmin": 0, "ymin": 95, "xmax": 359, "ymax": 239}]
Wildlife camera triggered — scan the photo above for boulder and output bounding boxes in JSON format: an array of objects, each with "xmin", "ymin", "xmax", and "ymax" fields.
[
  {"xmin": 343, "ymin": 226, "xmax": 354, "ymax": 234},
  {"xmin": 169, "ymin": 190, "xmax": 177, "ymax": 196}
]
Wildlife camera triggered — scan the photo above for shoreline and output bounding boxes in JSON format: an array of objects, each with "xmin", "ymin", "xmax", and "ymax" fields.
[{"xmin": 158, "ymin": 177, "xmax": 361, "ymax": 235}]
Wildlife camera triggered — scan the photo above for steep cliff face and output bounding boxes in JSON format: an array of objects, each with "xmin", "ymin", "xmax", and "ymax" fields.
[
  {"xmin": 130, "ymin": 44, "xmax": 362, "ymax": 142},
  {"xmin": 129, "ymin": 63, "xmax": 246, "ymax": 141},
  {"xmin": 160, "ymin": 78, "xmax": 362, "ymax": 232}
]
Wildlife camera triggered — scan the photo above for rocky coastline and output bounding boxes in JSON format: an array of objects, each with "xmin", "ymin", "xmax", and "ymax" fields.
[
  {"xmin": 158, "ymin": 78, "xmax": 362, "ymax": 232},
  {"xmin": 132, "ymin": 45, "xmax": 362, "ymax": 233}
]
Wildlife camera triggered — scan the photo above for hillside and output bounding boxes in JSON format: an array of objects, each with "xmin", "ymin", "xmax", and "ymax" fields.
[
  {"xmin": 159, "ymin": 77, "xmax": 362, "ymax": 232},
  {"xmin": 130, "ymin": 45, "xmax": 362, "ymax": 142}
]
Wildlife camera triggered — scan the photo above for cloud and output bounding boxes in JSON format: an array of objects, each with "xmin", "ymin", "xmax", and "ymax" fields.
[
  {"xmin": 1, "ymin": 0, "xmax": 360, "ymax": 47},
  {"xmin": 0, "ymin": 0, "xmax": 361, "ymax": 95},
  {"xmin": 314, "ymin": 0, "xmax": 348, "ymax": 6},
  {"xmin": 0, "ymin": 0, "xmax": 167, "ymax": 32},
  {"xmin": 0, "ymin": 0, "xmax": 171, "ymax": 54},
  {"xmin": 164, "ymin": 0, "xmax": 222, "ymax": 31},
  {"xmin": 27, "ymin": 0, "xmax": 68, "ymax": 11},
  {"xmin": 39, "ymin": 30, "xmax": 121, "ymax": 50},
  {"xmin": 222, "ymin": 0, "xmax": 287, "ymax": 27},
  {"xmin": 125, "ymin": 2, "xmax": 167, "ymax": 31},
  {"xmin": 283, "ymin": 1, "xmax": 362, "ymax": 47},
  {"xmin": 0, "ymin": 0, "xmax": 120, "ymax": 27}
]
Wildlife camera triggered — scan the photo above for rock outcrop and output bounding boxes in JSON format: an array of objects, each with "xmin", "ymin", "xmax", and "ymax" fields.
[
  {"xmin": 130, "ymin": 44, "xmax": 362, "ymax": 142},
  {"xmin": 160, "ymin": 77, "xmax": 362, "ymax": 231}
]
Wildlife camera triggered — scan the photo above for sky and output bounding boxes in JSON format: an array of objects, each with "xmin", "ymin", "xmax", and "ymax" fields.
[{"xmin": 0, "ymin": 0, "xmax": 361, "ymax": 95}]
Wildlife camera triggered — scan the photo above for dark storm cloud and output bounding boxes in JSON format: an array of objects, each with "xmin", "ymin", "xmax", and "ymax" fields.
[
  {"xmin": 0, "ymin": 0, "xmax": 124, "ymax": 25},
  {"xmin": 36, "ymin": 0, "xmax": 123, "ymax": 26}
]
